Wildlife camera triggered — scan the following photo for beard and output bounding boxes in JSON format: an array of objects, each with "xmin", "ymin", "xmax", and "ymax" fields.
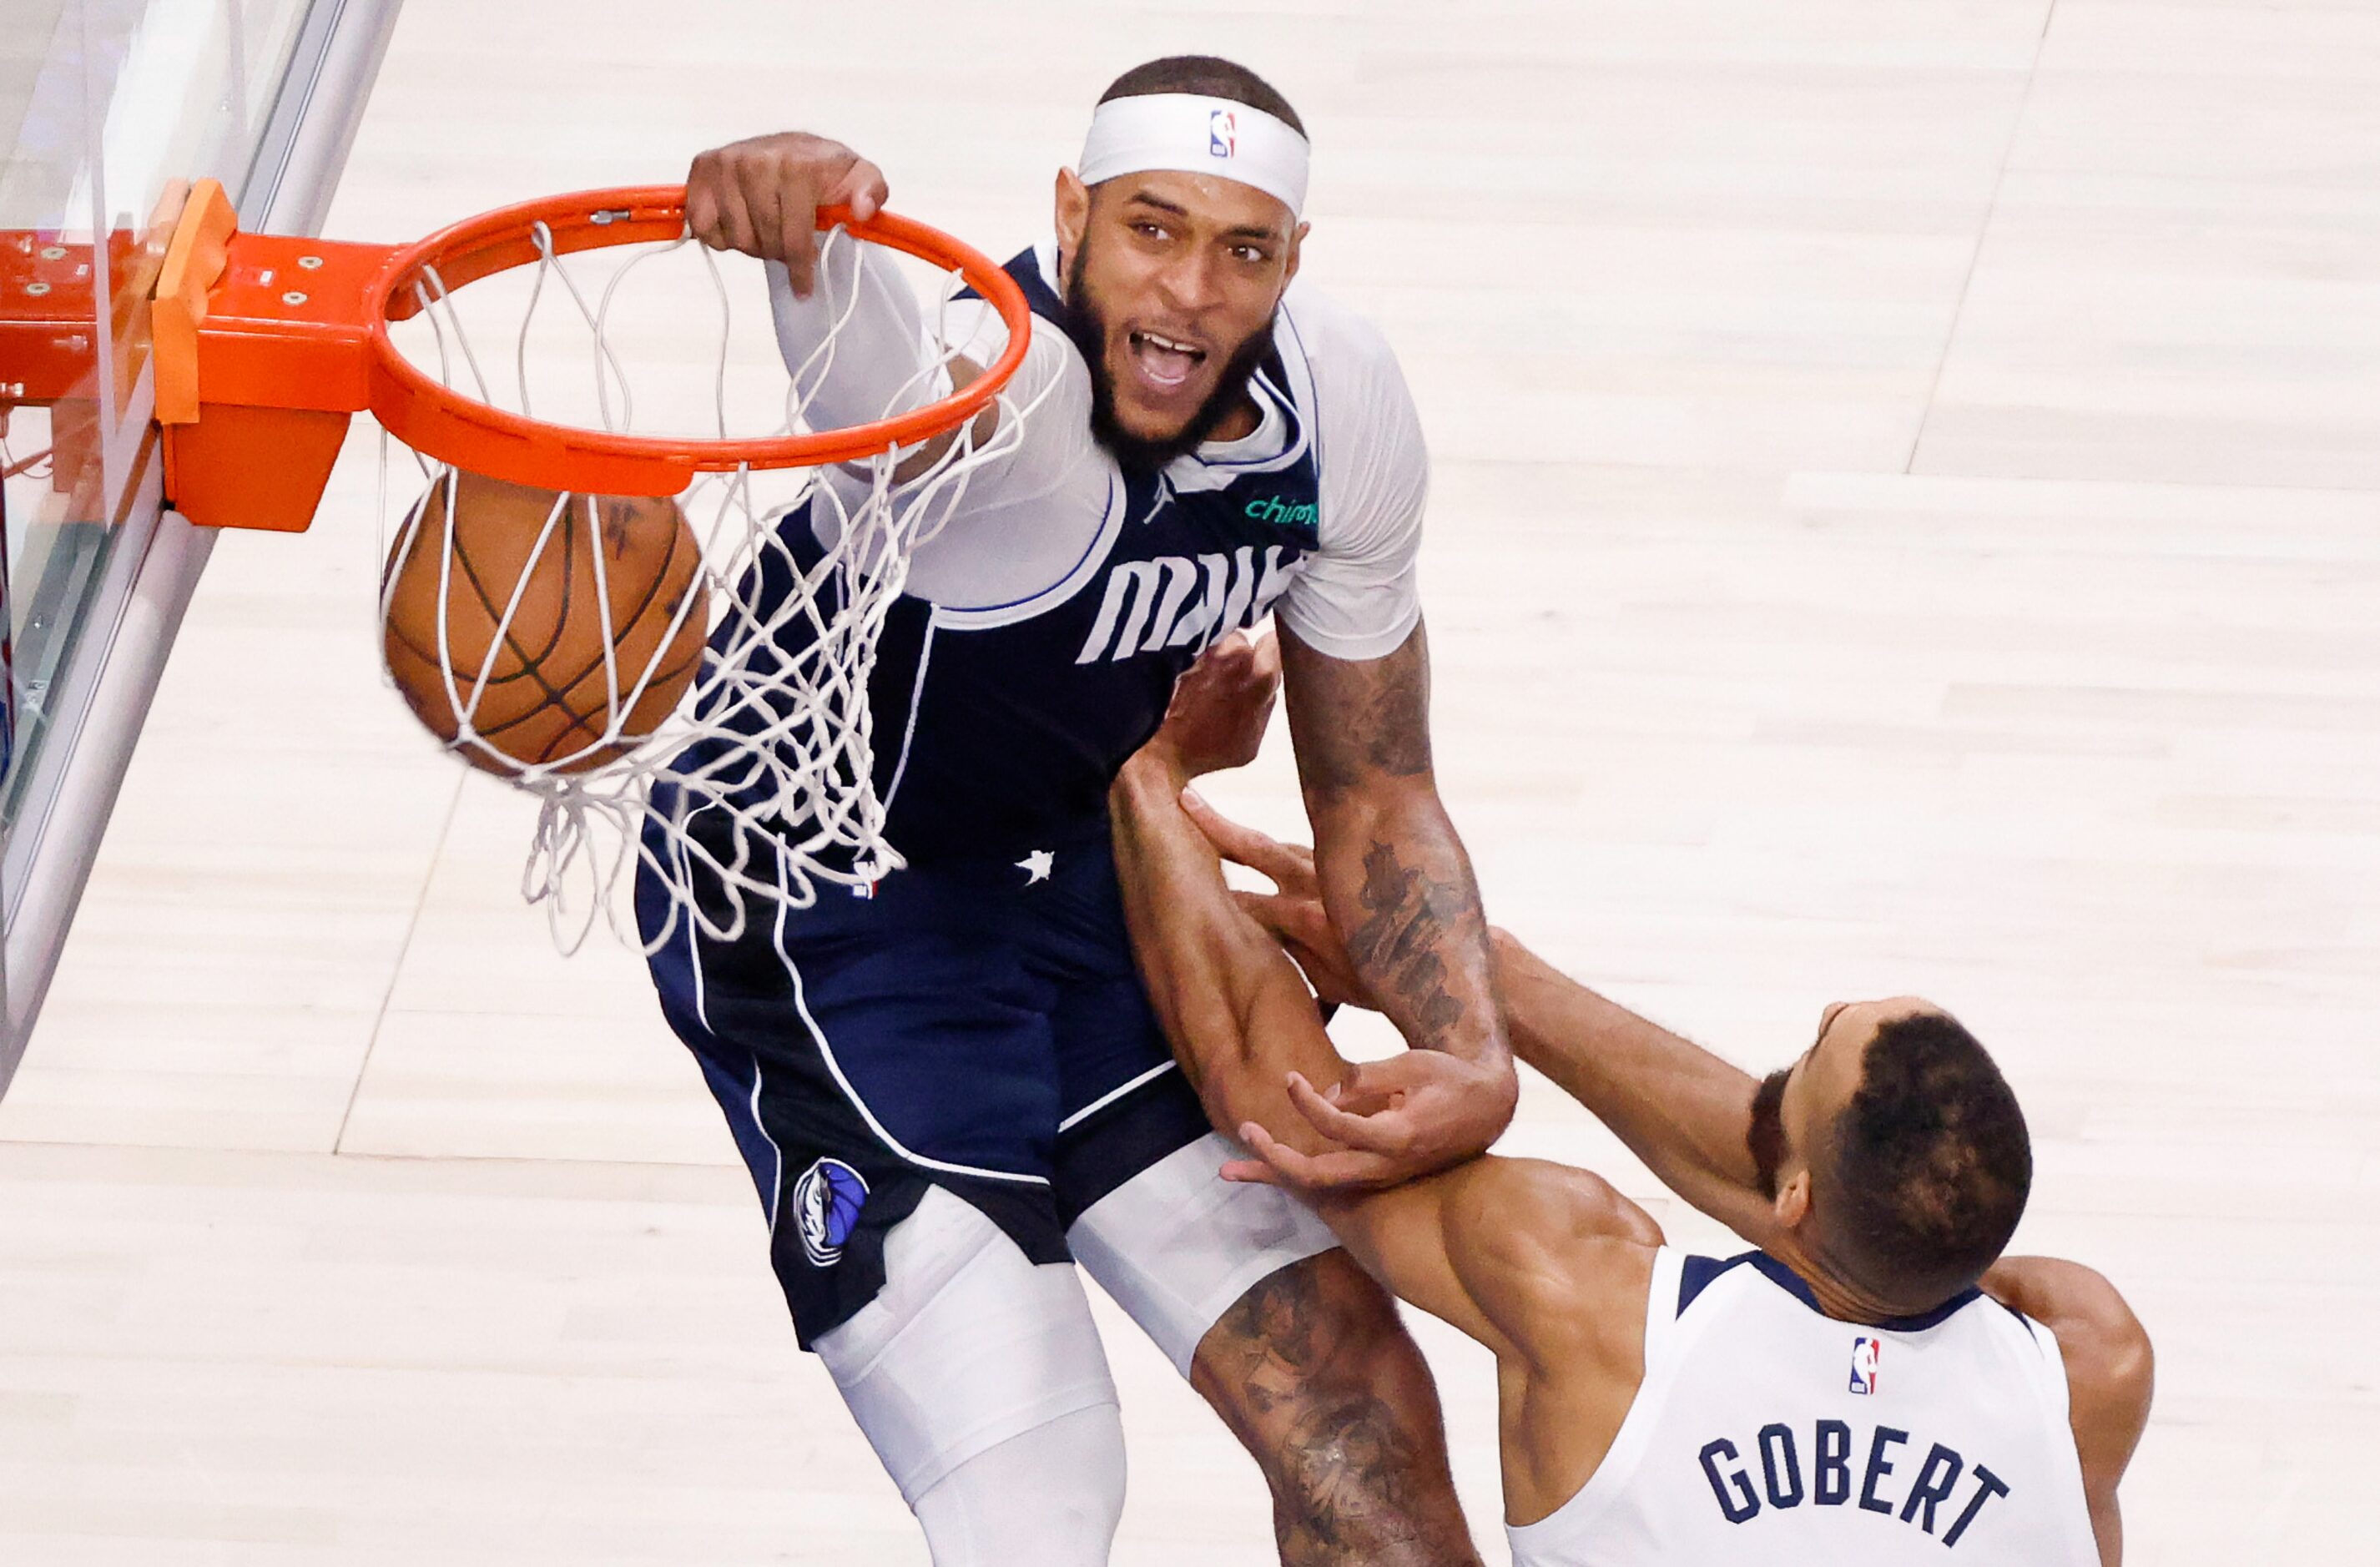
[
  {"xmin": 1748, "ymin": 1066, "xmax": 1793, "ymax": 1201},
  {"xmin": 1060, "ymin": 240, "xmax": 1274, "ymax": 478}
]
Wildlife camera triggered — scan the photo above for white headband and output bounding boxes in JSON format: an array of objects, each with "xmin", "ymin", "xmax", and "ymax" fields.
[{"xmin": 1077, "ymin": 93, "xmax": 1310, "ymax": 217}]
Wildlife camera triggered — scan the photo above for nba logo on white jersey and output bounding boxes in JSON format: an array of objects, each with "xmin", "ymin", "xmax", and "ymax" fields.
[
  {"xmin": 1209, "ymin": 109, "xmax": 1237, "ymax": 157},
  {"xmin": 1849, "ymin": 1336, "xmax": 1881, "ymax": 1395}
]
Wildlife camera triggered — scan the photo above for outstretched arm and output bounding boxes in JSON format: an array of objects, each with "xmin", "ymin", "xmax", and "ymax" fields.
[
  {"xmin": 1111, "ymin": 739, "xmax": 1506, "ymax": 1354},
  {"xmin": 1981, "ymin": 1257, "xmax": 2155, "ymax": 1566},
  {"xmin": 1277, "ymin": 622, "xmax": 1517, "ymax": 1187},
  {"xmin": 685, "ymin": 132, "xmax": 995, "ymax": 476},
  {"xmin": 1192, "ymin": 800, "xmax": 1783, "ymax": 1248},
  {"xmin": 1492, "ymin": 933, "xmax": 1785, "ymax": 1250},
  {"xmin": 1110, "ymin": 639, "xmax": 1647, "ymax": 1363}
]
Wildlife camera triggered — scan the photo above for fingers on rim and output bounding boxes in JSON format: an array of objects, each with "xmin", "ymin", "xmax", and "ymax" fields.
[
  {"xmin": 830, "ymin": 158, "xmax": 890, "ymax": 221},
  {"xmin": 744, "ymin": 179, "xmax": 789, "ymax": 266},
  {"xmin": 684, "ymin": 179, "xmax": 724, "ymax": 249},
  {"xmin": 713, "ymin": 180, "xmax": 763, "ymax": 265}
]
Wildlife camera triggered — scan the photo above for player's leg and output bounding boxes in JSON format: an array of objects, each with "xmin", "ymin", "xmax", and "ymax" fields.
[
  {"xmin": 1197, "ymin": 1248, "xmax": 1467, "ymax": 1566},
  {"xmin": 816, "ymin": 1187, "xmax": 1126, "ymax": 1566},
  {"xmin": 1032, "ymin": 823, "xmax": 1478, "ymax": 1565},
  {"xmin": 638, "ymin": 839, "xmax": 1126, "ymax": 1564},
  {"xmin": 1066, "ymin": 1123, "xmax": 1479, "ymax": 1567}
]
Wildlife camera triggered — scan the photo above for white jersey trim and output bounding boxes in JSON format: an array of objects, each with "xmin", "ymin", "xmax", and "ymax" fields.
[
  {"xmin": 764, "ymin": 856, "xmax": 1051, "ymax": 1189},
  {"xmin": 930, "ymin": 469, "xmax": 1128, "ymax": 632},
  {"xmin": 1508, "ymin": 1246, "xmax": 1687, "ymax": 1549},
  {"xmin": 774, "ymin": 238, "xmax": 1425, "ymax": 654}
]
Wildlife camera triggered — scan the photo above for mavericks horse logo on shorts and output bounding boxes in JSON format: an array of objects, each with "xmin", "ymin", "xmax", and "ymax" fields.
[{"xmin": 794, "ymin": 1157, "xmax": 870, "ymax": 1267}]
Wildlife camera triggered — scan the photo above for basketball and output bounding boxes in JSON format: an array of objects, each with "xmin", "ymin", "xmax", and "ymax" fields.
[{"xmin": 381, "ymin": 471, "xmax": 708, "ymax": 775}]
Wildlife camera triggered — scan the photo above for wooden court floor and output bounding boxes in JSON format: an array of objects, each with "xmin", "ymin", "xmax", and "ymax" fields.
[{"xmin": 3, "ymin": 3, "xmax": 2375, "ymax": 1561}]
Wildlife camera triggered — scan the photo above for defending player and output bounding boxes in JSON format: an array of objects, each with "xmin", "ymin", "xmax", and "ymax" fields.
[
  {"xmin": 1110, "ymin": 633, "xmax": 2155, "ymax": 1565},
  {"xmin": 644, "ymin": 58, "xmax": 1505, "ymax": 1564}
]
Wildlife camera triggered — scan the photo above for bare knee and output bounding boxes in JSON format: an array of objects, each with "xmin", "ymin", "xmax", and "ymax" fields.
[{"xmin": 1191, "ymin": 1251, "xmax": 1483, "ymax": 1567}]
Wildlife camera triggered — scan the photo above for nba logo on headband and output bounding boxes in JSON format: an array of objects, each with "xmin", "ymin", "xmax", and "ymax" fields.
[{"xmin": 1079, "ymin": 93, "xmax": 1310, "ymax": 215}]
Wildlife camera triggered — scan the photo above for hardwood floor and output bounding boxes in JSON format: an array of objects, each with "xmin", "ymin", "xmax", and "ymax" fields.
[{"xmin": 3, "ymin": 2, "xmax": 2374, "ymax": 1561}]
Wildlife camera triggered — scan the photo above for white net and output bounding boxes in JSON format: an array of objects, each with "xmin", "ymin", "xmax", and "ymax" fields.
[{"xmin": 372, "ymin": 221, "xmax": 1050, "ymax": 957}]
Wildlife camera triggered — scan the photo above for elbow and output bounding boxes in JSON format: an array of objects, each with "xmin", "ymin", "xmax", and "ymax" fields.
[
  {"xmin": 1302, "ymin": 768, "xmax": 1439, "ymax": 830},
  {"xmin": 2040, "ymin": 1262, "xmax": 2157, "ymax": 1422},
  {"xmin": 2086, "ymin": 1292, "xmax": 2156, "ymax": 1412}
]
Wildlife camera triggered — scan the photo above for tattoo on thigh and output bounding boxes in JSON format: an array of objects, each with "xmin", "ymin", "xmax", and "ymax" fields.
[{"xmin": 1199, "ymin": 1257, "xmax": 1475, "ymax": 1566}]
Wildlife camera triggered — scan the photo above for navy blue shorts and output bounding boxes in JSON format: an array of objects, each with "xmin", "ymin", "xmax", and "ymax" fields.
[{"xmin": 638, "ymin": 812, "xmax": 1210, "ymax": 1348}]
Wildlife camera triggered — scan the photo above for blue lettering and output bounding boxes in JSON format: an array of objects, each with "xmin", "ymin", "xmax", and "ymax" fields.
[
  {"xmin": 1858, "ymin": 1426, "xmax": 1909, "ymax": 1515},
  {"xmin": 1814, "ymin": 1419, "xmax": 1853, "ymax": 1504},
  {"xmin": 1757, "ymin": 1423, "xmax": 1803, "ymax": 1509},
  {"xmin": 1900, "ymin": 1444, "xmax": 1965, "ymax": 1534},
  {"xmin": 1698, "ymin": 1423, "xmax": 2004, "ymax": 1539},
  {"xmin": 1699, "ymin": 1439, "xmax": 1761, "ymax": 1524},
  {"xmin": 1942, "ymin": 1464, "xmax": 2011, "ymax": 1549}
]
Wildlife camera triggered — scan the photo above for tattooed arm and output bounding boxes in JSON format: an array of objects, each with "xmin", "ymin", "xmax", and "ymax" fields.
[
  {"xmin": 1193, "ymin": 795, "xmax": 1798, "ymax": 1246},
  {"xmin": 1275, "ymin": 620, "xmax": 1517, "ymax": 1187},
  {"xmin": 1112, "ymin": 730, "xmax": 1660, "ymax": 1524}
]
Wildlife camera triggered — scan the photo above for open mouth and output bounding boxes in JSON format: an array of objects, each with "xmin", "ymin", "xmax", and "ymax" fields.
[{"xmin": 1126, "ymin": 328, "xmax": 1208, "ymax": 395}]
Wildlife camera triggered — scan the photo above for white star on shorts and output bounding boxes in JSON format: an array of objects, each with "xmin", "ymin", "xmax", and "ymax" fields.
[{"xmin": 1016, "ymin": 849, "xmax": 1056, "ymax": 885}]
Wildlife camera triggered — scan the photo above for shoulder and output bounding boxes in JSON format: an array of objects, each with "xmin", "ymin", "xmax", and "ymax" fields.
[
  {"xmin": 1281, "ymin": 280, "xmax": 1414, "ymax": 414},
  {"xmin": 1982, "ymin": 1257, "xmax": 2155, "ymax": 1478},
  {"xmin": 1278, "ymin": 281, "xmax": 1427, "ymax": 579},
  {"xmin": 1989, "ymin": 1259, "xmax": 2152, "ymax": 1392},
  {"xmin": 1440, "ymin": 1159, "xmax": 1663, "ymax": 1366}
]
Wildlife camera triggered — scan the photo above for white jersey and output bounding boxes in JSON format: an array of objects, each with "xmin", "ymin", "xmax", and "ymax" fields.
[
  {"xmin": 770, "ymin": 238, "xmax": 1427, "ymax": 663},
  {"xmin": 1510, "ymin": 1249, "xmax": 2099, "ymax": 1567}
]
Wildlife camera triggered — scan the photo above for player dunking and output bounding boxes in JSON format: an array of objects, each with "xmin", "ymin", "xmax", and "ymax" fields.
[
  {"xmin": 644, "ymin": 58, "xmax": 1509, "ymax": 1564},
  {"xmin": 1109, "ymin": 634, "xmax": 2156, "ymax": 1565}
]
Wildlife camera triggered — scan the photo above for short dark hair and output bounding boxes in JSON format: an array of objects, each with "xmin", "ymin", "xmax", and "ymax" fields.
[
  {"xmin": 1820, "ymin": 1013, "xmax": 2031, "ymax": 1310},
  {"xmin": 1098, "ymin": 55, "xmax": 1306, "ymax": 139}
]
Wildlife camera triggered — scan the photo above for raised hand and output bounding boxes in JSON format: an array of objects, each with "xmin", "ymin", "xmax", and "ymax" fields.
[
  {"xmin": 683, "ymin": 132, "xmax": 889, "ymax": 295},
  {"xmin": 1149, "ymin": 629, "xmax": 1282, "ymax": 779}
]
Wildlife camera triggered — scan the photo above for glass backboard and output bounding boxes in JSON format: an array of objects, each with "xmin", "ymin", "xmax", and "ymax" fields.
[{"xmin": 0, "ymin": 0, "xmax": 401, "ymax": 1088}]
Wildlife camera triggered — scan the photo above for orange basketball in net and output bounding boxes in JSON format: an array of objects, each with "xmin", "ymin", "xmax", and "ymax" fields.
[{"xmin": 381, "ymin": 471, "xmax": 709, "ymax": 775}]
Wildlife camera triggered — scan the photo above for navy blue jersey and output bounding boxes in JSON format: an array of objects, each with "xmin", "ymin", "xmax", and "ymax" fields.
[
  {"xmin": 701, "ymin": 248, "xmax": 1325, "ymax": 865},
  {"xmin": 870, "ymin": 251, "xmax": 1321, "ymax": 860}
]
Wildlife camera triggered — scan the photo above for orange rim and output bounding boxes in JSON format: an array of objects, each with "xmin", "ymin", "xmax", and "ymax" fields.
[{"xmin": 363, "ymin": 184, "xmax": 1032, "ymax": 495}]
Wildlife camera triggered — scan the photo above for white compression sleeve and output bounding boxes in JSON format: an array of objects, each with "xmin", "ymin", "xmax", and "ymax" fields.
[
  {"xmin": 814, "ymin": 1187, "xmax": 1122, "ymax": 1506},
  {"xmin": 769, "ymin": 235, "xmax": 948, "ymax": 430},
  {"xmin": 1068, "ymin": 1132, "xmax": 1339, "ymax": 1378},
  {"xmin": 910, "ymin": 1404, "xmax": 1127, "ymax": 1567}
]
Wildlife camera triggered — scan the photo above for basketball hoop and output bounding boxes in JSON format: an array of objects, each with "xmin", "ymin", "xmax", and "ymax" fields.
[{"xmin": 147, "ymin": 178, "xmax": 1046, "ymax": 955}]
